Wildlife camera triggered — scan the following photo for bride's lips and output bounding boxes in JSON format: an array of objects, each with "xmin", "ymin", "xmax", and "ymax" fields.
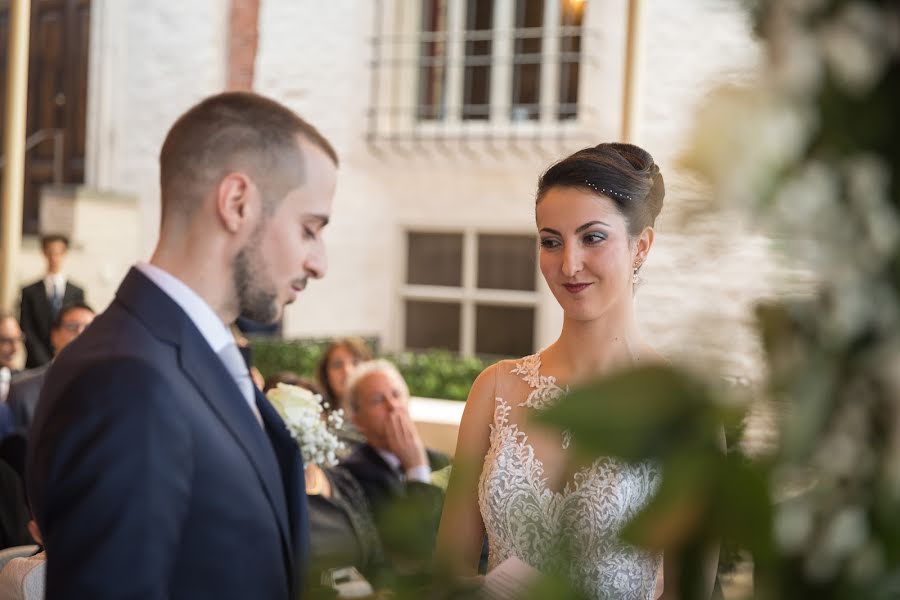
[{"xmin": 562, "ymin": 283, "xmax": 592, "ymax": 294}]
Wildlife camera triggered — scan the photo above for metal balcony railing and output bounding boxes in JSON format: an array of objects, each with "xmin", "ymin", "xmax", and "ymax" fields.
[{"xmin": 0, "ymin": 128, "xmax": 65, "ymax": 184}]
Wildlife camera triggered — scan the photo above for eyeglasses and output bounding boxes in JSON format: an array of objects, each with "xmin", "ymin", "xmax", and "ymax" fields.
[
  {"xmin": 0, "ymin": 334, "xmax": 25, "ymax": 345},
  {"xmin": 59, "ymin": 322, "xmax": 90, "ymax": 334}
]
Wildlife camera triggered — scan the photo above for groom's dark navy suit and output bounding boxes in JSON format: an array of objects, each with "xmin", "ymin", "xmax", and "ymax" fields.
[{"xmin": 27, "ymin": 268, "xmax": 309, "ymax": 599}]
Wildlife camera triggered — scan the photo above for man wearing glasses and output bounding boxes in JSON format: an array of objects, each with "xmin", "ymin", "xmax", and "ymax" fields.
[
  {"xmin": 0, "ymin": 312, "xmax": 24, "ymax": 439},
  {"xmin": 5, "ymin": 303, "xmax": 95, "ymax": 436}
]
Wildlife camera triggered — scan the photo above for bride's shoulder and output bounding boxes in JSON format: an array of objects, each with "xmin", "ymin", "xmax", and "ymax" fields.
[
  {"xmin": 466, "ymin": 357, "xmax": 524, "ymax": 405},
  {"xmin": 637, "ymin": 344, "xmax": 669, "ymax": 367}
]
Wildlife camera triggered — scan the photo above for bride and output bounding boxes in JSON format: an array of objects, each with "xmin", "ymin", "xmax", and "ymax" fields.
[{"xmin": 436, "ymin": 143, "xmax": 697, "ymax": 599}]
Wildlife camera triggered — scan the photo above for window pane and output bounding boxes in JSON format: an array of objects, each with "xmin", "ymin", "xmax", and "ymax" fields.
[
  {"xmin": 511, "ymin": 0, "xmax": 544, "ymax": 121},
  {"xmin": 559, "ymin": 0, "xmax": 585, "ymax": 120},
  {"xmin": 418, "ymin": 0, "xmax": 448, "ymax": 120},
  {"xmin": 407, "ymin": 232, "xmax": 463, "ymax": 286},
  {"xmin": 475, "ymin": 305, "xmax": 534, "ymax": 357},
  {"xmin": 462, "ymin": 0, "xmax": 494, "ymax": 120},
  {"xmin": 477, "ymin": 234, "xmax": 536, "ymax": 291},
  {"xmin": 406, "ymin": 301, "xmax": 461, "ymax": 352}
]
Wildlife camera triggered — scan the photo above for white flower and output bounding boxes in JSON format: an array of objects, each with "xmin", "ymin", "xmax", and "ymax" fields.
[
  {"xmin": 819, "ymin": 3, "xmax": 891, "ymax": 95},
  {"xmin": 266, "ymin": 383, "xmax": 345, "ymax": 467}
]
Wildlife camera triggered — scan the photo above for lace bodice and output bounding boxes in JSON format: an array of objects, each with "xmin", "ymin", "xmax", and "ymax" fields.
[{"xmin": 477, "ymin": 353, "xmax": 662, "ymax": 600}]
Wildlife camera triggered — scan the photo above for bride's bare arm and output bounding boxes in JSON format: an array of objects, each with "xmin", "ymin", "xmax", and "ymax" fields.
[{"xmin": 434, "ymin": 364, "xmax": 498, "ymax": 577}]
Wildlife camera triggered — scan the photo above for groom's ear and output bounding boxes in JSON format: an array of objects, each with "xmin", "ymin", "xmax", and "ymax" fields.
[{"xmin": 215, "ymin": 172, "xmax": 259, "ymax": 234}]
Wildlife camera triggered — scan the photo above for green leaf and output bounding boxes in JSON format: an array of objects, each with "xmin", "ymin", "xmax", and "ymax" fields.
[{"xmin": 535, "ymin": 365, "xmax": 721, "ymax": 462}]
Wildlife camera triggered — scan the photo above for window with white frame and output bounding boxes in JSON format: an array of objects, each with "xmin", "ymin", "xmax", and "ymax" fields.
[
  {"xmin": 401, "ymin": 230, "xmax": 538, "ymax": 357},
  {"xmin": 368, "ymin": 0, "xmax": 588, "ymax": 141},
  {"xmin": 417, "ymin": 0, "xmax": 585, "ymax": 123}
]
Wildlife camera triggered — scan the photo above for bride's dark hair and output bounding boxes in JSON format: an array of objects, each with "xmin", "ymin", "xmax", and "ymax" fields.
[{"xmin": 536, "ymin": 143, "xmax": 665, "ymax": 236}]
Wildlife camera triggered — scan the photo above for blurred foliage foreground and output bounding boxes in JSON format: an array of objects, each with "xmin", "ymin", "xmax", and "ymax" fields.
[
  {"xmin": 311, "ymin": 1, "xmax": 900, "ymax": 597},
  {"xmin": 537, "ymin": 1, "xmax": 900, "ymax": 599}
]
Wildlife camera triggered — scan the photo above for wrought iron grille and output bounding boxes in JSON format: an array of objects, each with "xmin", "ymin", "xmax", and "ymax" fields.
[{"xmin": 367, "ymin": 0, "xmax": 601, "ymax": 151}]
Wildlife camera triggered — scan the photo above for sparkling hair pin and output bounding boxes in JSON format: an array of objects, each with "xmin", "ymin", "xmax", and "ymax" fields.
[{"xmin": 584, "ymin": 180, "xmax": 631, "ymax": 201}]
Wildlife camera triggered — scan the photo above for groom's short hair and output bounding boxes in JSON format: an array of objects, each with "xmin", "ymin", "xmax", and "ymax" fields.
[
  {"xmin": 159, "ymin": 91, "xmax": 338, "ymax": 223},
  {"xmin": 344, "ymin": 359, "xmax": 409, "ymax": 414}
]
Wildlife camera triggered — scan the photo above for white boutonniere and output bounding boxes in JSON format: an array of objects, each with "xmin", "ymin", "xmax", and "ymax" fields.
[{"xmin": 267, "ymin": 383, "xmax": 345, "ymax": 467}]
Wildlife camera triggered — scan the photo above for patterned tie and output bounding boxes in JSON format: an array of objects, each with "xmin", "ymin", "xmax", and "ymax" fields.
[
  {"xmin": 217, "ymin": 342, "xmax": 263, "ymax": 427},
  {"xmin": 49, "ymin": 283, "xmax": 62, "ymax": 318}
]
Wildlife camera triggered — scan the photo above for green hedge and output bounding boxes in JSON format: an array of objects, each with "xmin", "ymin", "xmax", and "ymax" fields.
[{"xmin": 249, "ymin": 338, "xmax": 489, "ymax": 401}]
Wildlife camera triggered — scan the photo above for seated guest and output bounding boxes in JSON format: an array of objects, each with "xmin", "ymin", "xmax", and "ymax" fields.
[
  {"xmin": 316, "ymin": 337, "xmax": 372, "ymax": 415},
  {"xmin": 0, "ymin": 312, "xmax": 24, "ymax": 438},
  {"xmin": 337, "ymin": 360, "xmax": 450, "ymax": 563},
  {"xmin": 0, "ymin": 460, "xmax": 31, "ymax": 549},
  {"xmin": 317, "ymin": 339, "xmax": 374, "ymax": 451},
  {"xmin": 0, "ymin": 518, "xmax": 45, "ymax": 599},
  {"xmin": 6, "ymin": 303, "xmax": 95, "ymax": 436},
  {"xmin": 304, "ymin": 463, "xmax": 384, "ymax": 583},
  {"xmin": 0, "ymin": 434, "xmax": 27, "ymax": 481}
]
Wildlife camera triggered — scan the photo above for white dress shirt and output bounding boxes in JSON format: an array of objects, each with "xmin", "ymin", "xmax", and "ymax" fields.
[
  {"xmin": 135, "ymin": 263, "xmax": 262, "ymax": 425},
  {"xmin": 0, "ymin": 366, "xmax": 10, "ymax": 403},
  {"xmin": 375, "ymin": 448, "xmax": 432, "ymax": 484},
  {"xmin": 0, "ymin": 551, "xmax": 46, "ymax": 600},
  {"xmin": 43, "ymin": 273, "xmax": 66, "ymax": 299}
]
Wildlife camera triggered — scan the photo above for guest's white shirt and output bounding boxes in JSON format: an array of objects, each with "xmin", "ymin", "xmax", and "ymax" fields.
[
  {"xmin": 43, "ymin": 273, "xmax": 66, "ymax": 300},
  {"xmin": 0, "ymin": 366, "xmax": 11, "ymax": 403},
  {"xmin": 375, "ymin": 448, "xmax": 432, "ymax": 484},
  {"xmin": 0, "ymin": 551, "xmax": 45, "ymax": 600},
  {"xmin": 135, "ymin": 263, "xmax": 261, "ymax": 423}
]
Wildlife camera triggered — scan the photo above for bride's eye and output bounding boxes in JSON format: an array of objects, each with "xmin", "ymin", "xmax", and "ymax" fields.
[
  {"xmin": 539, "ymin": 238, "xmax": 560, "ymax": 249},
  {"xmin": 583, "ymin": 232, "xmax": 607, "ymax": 245}
]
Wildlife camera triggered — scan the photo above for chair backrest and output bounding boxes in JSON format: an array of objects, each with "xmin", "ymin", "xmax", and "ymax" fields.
[{"xmin": 0, "ymin": 545, "xmax": 39, "ymax": 572}]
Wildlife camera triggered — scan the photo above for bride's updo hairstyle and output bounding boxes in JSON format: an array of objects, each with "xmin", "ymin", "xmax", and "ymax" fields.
[{"xmin": 536, "ymin": 143, "xmax": 665, "ymax": 237}]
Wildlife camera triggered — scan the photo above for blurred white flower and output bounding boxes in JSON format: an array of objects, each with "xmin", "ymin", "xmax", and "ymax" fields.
[
  {"xmin": 804, "ymin": 505, "xmax": 868, "ymax": 582},
  {"xmin": 774, "ymin": 497, "xmax": 814, "ymax": 552},
  {"xmin": 772, "ymin": 29, "xmax": 825, "ymax": 96},
  {"xmin": 681, "ymin": 85, "xmax": 812, "ymax": 208},
  {"xmin": 769, "ymin": 160, "xmax": 840, "ymax": 258},
  {"xmin": 267, "ymin": 383, "xmax": 345, "ymax": 467},
  {"xmin": 822, "ymin": 506, "xmax": 869, "ymax": 561},
  {"xmin": 845, "ymin": 155, "xmax": 899, "ymax": 261},
  {"xmin": 820, "ymin": 3, "xmax": 891, "ymax": 95}
]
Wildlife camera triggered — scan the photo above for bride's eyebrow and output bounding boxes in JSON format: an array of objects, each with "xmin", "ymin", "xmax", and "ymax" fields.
[{"xmin": 575, "ymin": 221, "xmax": 611, "ymax": 233}]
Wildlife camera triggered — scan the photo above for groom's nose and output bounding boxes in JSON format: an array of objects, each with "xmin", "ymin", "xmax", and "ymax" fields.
[{"xmin": 304, "ymin": 242, "xmax": 327, "ymax": 279}]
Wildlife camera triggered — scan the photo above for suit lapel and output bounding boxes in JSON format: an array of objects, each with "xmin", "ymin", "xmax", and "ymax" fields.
[
  {"xmin": 178, "ymin": 335, "xmax": 292, "ymax": 549},
  {"xmin": 361, "ymin": 444, "xmax": 405, "ymax": 495},
  {"xmin": 256, "ymin": 389, "xmax": 307, "ymax": 588},
  {"xmin": 30, "ymin": 284, "xmax": 52, "ymax": 337},
  {"xmin": 114, "ymin": 269, "xmax": 294, "ymax": 567},
  {"xmin": 62, "ymin": 283, "xmax": 79, "ymax": 305}
]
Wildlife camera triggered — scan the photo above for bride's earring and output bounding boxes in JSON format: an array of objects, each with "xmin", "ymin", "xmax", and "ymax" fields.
[{"xmin": 632, "ymin": 260, "xmax": 643, "ymax": 285}]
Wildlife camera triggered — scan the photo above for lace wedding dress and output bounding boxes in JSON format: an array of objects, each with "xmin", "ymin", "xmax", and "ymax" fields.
[{"xmin": 478, "ymin": 353, "xmax": 662, "ymax": 600}]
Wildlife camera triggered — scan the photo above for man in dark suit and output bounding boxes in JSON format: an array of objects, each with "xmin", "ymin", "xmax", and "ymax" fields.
[
  {"xmin": 338, "ymin": 360, "xmax": 450, "ymax": 562},
  {"xmin": 19, "ymin": 234, "xmax": 86, "ymax": 369},
  {"xmin": 7, "ymin": 302, "xmax": 95, "ymax": 436},
  {"xmin": 0, "ymin": 311, "xmax": 24, "ymax": 439},
  {"xmin": 27, "ymin": 92, "xmax": 339, "ymax": 600}
]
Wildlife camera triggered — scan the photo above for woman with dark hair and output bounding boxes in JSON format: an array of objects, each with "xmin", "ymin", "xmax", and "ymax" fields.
[
  {"xmin": 436, "ymin": 144, "xmax": 700, "ymax": 599},
  {"xmin": 316, "ymin": 338, "xmax": 373, "ymax": 413}
]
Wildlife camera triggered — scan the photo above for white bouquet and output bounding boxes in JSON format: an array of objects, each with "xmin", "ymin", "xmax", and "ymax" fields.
[{"xmin": 266, "ymin": 383, "xmax": 345, "ymax": 467}]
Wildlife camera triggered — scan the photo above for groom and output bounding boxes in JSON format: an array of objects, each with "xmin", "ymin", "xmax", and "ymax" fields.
[{"xmin": 27, "ymin": 92, "xmax": 338, "ymax": 599}]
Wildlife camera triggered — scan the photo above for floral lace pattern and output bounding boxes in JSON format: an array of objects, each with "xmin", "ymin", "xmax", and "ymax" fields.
[{"xmin": 478, "ymin": 354, "xmax": 662, "ymax": 600}]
